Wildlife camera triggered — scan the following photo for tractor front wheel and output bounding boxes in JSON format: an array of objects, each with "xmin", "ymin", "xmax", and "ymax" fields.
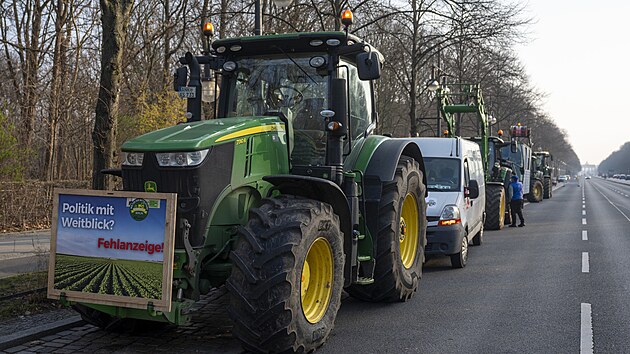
[
  {"xmin": 528, "ymin": 180, "xmax": 544, "ymax": 202},
  {"xmin": 484, "ymin": 184, "xmax": 506, "ymax": 230},
  {"xmin": 347, "ymin": 156, "xmax": 426, "ymax": 302},
  {"xmin": 227, "ymin": 196, "xmax": 344, "ymax": 353}
]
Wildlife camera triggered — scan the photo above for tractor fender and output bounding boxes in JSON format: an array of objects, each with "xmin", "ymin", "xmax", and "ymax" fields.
[
  {"xmin": 262, "ymin": 175, "xmax": 353, "ymax": 284},
  {"xmin": 365, "ymin": 139, "xmax": 427, "ymax": 191}
]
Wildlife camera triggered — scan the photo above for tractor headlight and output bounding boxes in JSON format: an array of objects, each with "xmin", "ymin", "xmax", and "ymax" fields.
[
  {"xmin": 438, "ymin": 205, "xmax": 461, "ymax": 226},
  {"xmin": 156, "ymin": 149, "xmax": 209, "ymax": 167},
  {"xmin": 121, "ymin": 152, "xmax": 144, "ymax": 166}
]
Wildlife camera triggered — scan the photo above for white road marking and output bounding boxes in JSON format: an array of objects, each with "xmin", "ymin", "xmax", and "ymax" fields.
[
  {"xmin": 591, "ymin": 183, "xmax": 630, "ymax": 222},
  {"xmin": 581, "ymin": 303, "xmax": 594, "ymax": 354},
  {"xmin": 582, "ymin": 230, "xmax": 588, "ymax": 241},
  {"xmin": 582, "ymin": 218, "xmax": 587, "ymax": 225},
  {"xmin": 583, "ymin": 210, "xmax": 586, "ymax": 215},
  {"xmin": 582, "ymin": 252, "xmax": 589, "ymax": 273},
  {"xmin": 582, "ymin": 204, "xmax": 585, "ymax": 209}
]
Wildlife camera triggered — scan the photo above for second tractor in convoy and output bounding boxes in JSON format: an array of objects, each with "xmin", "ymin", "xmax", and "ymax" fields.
[{"xmin": 430, "ymin": 82, "xmax": 513, "ymax": 230}]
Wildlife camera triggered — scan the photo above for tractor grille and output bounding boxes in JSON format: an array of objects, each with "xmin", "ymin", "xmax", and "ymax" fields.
[{"xmin": 122, "ymin": 143, "xmax": 234, "ymax": 247}]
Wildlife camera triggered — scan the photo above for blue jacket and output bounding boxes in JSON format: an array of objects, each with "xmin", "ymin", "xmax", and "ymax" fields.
[{"xmin": 510, "ymin": 181, "xmax": 524, "ymax": 200}]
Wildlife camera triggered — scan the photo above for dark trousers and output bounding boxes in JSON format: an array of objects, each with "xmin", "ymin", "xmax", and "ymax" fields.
[{"xmin": 510, "ymin": 199, "xmax": 524, "ymax": 225}]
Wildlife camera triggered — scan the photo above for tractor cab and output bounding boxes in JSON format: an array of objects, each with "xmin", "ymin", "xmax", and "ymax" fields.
[{"xmin": 176, "ymin": 31, "xmax": 383, "ymax": 183}]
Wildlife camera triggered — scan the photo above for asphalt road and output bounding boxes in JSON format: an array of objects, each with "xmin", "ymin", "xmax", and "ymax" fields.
[
  {"xmin": 3, "ymin": 179, "xmax": 630, "ymax": 353},
  {"xmin": 0, "ymin": 231, "xmax": 50, "ymax": 278}
]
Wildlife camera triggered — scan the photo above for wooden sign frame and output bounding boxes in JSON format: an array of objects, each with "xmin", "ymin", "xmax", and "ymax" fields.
[{"xmin": 47, "ymin": 189, "xmax": 177, "ymax": 312}]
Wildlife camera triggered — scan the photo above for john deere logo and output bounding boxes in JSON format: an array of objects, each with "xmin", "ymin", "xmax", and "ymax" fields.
[
  {"xmin": 129, "ymin": 199, "xmax": 149, "ymax": 221},
  {"xmin": 144, "ymin": 181, "xmax": 157, "ymax": 192}
]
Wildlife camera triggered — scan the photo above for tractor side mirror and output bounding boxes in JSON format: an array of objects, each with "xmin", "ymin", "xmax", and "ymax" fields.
[
  {"xmin": 510, "ymin": 140, "xmax": 518, "ymax": 153},
  {"xmin": 174, "ymin": 66, "xmax": 188, "ymax": 91},
  {"xmin": 357, "ymin": 51, "xmax": 381, "ymax": 80},
  {"xmin": 467, "ymin": 179, "xmax": 480, "ymax": 199}
]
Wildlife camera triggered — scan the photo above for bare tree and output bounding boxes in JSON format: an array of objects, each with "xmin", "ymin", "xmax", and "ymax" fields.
[{"xmin": 92, "ymin": 0, "xmax": 134, "ymax": 190}]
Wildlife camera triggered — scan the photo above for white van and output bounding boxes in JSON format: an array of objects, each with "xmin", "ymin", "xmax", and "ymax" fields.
[{"xmin": 412, "ymin": 137, "xmax": 486, "ymax": 268}]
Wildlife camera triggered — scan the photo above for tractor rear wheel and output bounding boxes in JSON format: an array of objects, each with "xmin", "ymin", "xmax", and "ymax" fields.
[
  {"xmin": 227, "ymin": 195, "xmax": 344, "ymax": 353},
  {"xmin": 484, "ymin": 184, "xmax": 506, "ymax": 230},
  {"xmin": 543, "ymin": 177, "xmax": 552, "ymax": 199},
  {"xmin": 347, "ymin": 156, "xmax": 426, "ymax": 302},
  {"xmin": 528, "ymin": 180, "xmax": 544, "ymax": 202}
]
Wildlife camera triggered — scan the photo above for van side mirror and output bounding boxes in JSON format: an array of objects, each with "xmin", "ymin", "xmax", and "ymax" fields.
[
  {"xmin": 467, "ymin": 180, "xmax": 480, "ymax": 199},
  {"xmin": 357, "ymin": 51, "xmax": 381, "ymax": 80}
]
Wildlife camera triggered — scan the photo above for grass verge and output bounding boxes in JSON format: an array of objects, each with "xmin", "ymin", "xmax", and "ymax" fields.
[{"xmin": 0, "ymin": 272, "xmax": 66, "ymax": 322}]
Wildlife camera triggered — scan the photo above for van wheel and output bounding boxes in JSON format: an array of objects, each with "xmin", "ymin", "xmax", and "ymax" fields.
[{"xmin": 450, "ymin": 236, "xmax": 468, "ymax": 268}]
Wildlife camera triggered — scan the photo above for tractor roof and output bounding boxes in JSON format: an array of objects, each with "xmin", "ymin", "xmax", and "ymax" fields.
[{"xmin": 211, "ymin": 31, "xmax": 384, "ymax": 63}]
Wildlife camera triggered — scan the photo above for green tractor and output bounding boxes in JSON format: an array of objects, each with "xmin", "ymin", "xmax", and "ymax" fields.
[
  {"xmin": 533, "ymin": 151, "xmax": 554, "ymax": 199},
  {"xmin": 74, "ymin": 21, "xmax": 428, "ymax": 353},
  {"xmin": 500, "ymin": 125, "xmax": 545, "ymax": 203},
  {"xmin": 430, "ymin": 82, "xmax": 513, "ymax": 230}
]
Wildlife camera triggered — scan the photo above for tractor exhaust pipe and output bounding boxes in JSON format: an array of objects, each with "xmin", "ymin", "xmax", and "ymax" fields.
[{"xmin": 327, "ymin": 78, "xmax": 348, "ymax": 185}]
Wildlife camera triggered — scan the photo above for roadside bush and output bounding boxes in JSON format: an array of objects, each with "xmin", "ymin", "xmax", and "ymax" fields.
[{"xmin": 0, "ymin": 180, "xmax": 89, "ymax": 232}]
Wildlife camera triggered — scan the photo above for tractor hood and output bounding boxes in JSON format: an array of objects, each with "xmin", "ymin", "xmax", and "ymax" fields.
[{"xmin": 122, "ymin": 116, "xmax": 285, "ymax": 152}]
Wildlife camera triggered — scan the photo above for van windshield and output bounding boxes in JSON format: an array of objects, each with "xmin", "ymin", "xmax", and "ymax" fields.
[{"xmin": 424, "ymin": 158, "xmax": 461, "ymax": 192}]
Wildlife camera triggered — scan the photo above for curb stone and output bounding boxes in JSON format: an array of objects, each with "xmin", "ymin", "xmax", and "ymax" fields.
[{"xmin": 0, "ymin": 315, "xmax": 84, "ymax": 350}]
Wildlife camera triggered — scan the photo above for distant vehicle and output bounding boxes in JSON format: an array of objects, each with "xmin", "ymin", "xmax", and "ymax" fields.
[
  {"xmin": 585, "ymin": 176, "xmax": 591, "ymax": 180},
  {"xmin": 557, "ymin": 175, "xmax": 568, "ymax": 182},
  {"xmin": 414, "ymin": 137, "xmax": 485, "ymax": 269}
]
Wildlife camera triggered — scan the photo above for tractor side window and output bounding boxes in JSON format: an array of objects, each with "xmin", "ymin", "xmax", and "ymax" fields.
[{"xmin": 340, "ymin": 61, "xmax": 372, "ymax": 141}]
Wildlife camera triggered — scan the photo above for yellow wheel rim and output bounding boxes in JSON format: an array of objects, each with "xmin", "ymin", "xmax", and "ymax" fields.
[
  {"xmin": 499, "ymin": 190, "xmax": 506, "ymax": 224},
  {"xmin": 400, "ymin": 193, "xmax": 419, "ymax": 269},
  {"xmin": 535, "ymin": 184, "xmax": 542, "ymax": 199},
  {"xmin": 301, "ymin": 237, "xmax": 333, "ymax": 324}
]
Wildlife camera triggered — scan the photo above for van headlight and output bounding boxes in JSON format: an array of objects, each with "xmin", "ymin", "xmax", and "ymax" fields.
[
  {"xmin": 438, "ymin": 205, "xmax": 461, "ymax": 226},
  {"xmin": 156, "ymin": 149, "xmax": 209, "ymax": 167},
  {"xmin": 121, "ymin": 152, "xmax": 144, "ymax": 166}
]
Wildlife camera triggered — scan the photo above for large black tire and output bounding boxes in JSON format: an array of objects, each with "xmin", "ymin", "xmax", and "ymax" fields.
[
  {"xmin": 347, "ymin": 157, "xmax": 426, "ymax": 302},
  {"xmin": 528, "ymin": 180, "xmax": 544, "ymax": 202},
  {"xmin": 484, "ymin": 184, "xmax": 506, "ymax": 230},
  {"xmin": 543, "ymin": 177, "xmax": 552, "ymax": 199},
  {"xmin": 227, "ymin": 196, "xmax": 344, "ymax": 353},
  {"xmin": 450, "ymin": 235, "xmax": 468, "ymax": 269}
]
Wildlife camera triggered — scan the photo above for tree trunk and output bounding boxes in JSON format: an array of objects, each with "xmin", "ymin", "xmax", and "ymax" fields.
[
  {"xmin": 46, "ymin": 0, "xmax": 69, "ymax": 181},
  {"xmin": 92, "ymin": 0, "xmax": 134, "ymax": 190}
]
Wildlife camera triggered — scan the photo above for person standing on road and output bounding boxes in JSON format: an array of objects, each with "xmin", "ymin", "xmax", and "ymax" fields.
[{"xmin": 509, "ymin": 175, "xmax": 525, "ymax": 227}]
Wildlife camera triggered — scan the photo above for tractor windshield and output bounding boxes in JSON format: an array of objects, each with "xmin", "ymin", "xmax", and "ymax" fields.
[
  {"xmin": 223, "ymin": 55, "xmax": 328, "ymax": 121},
  {"xmin": 221, "ymin": 54, "xmax": 330, "ymax": 165},
  {"xmin": 500, "ymin": 145, "xmax": 523, "ymax": 167}
]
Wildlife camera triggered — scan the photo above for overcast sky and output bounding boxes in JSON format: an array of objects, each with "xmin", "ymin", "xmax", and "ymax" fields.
[{"xmin": 515, "ymin": 0, "xmax": 630, "ymax": 165}]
